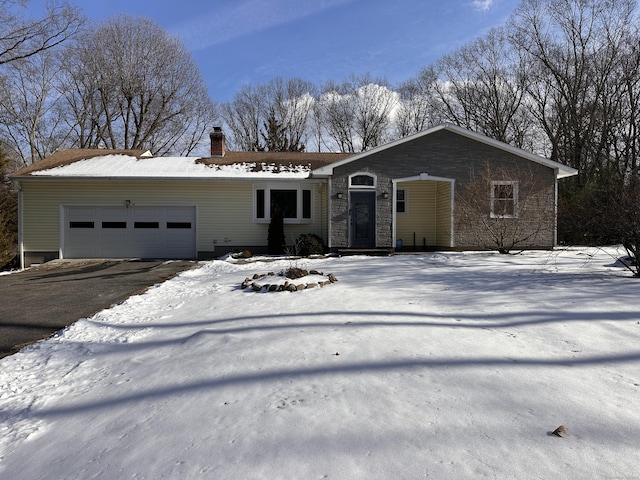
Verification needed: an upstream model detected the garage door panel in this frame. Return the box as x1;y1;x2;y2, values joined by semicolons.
166;227;195;257
98;206;130;257
63;205;196;259
66;224;100;257
100;225;130;257
65;207;100;257
131;219;163;258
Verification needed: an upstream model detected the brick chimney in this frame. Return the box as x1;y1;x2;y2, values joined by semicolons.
210;127;225;157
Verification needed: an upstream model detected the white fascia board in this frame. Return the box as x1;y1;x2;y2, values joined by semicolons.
392;173;455;184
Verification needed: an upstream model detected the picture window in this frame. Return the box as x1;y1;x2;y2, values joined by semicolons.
255;186;312;223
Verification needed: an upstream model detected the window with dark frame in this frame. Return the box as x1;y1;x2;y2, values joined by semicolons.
396;189;406;213
255;187;312;221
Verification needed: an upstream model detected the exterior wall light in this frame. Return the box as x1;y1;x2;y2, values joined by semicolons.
337;192;343;199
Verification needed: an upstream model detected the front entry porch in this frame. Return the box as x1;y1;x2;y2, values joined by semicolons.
393;174;454;251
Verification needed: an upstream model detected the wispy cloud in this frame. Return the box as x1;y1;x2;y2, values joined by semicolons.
171;0;355;52
471;0;494;12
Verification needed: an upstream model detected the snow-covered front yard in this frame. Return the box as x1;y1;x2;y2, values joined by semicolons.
1;248;639;479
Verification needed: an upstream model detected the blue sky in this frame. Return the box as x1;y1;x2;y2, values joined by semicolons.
27;0;520;102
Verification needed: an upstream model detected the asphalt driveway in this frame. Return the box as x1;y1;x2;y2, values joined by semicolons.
0;259;198;358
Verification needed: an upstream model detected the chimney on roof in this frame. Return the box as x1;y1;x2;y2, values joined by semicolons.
210;127;225;157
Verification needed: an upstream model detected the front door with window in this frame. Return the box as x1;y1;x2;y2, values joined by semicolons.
350;191;376;247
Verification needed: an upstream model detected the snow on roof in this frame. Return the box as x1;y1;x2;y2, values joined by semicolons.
28;154;316;179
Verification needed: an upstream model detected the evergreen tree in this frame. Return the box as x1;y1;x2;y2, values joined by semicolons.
267;203;286;254
261;108;305;152
0;143;18;269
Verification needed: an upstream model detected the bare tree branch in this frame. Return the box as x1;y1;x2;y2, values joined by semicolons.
0;0;83;66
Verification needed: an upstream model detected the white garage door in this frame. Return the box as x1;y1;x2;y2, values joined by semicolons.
63;205;197;259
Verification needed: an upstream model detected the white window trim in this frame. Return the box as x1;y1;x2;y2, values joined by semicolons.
349;172;377;189
490;180;518;218
253;184;313;224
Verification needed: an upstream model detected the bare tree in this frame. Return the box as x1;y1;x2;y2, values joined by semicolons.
222;83;266;151
0;1;82;165
608;36;640;181
0;50;71;165
316;80;356;152
61;15;216;155
394;67;443;138
223;77;315;152
264;77;315;151
432;28;534;148
455;163;556;253
0;0;83;66
598;177;640;277
352;76;397;150
507;0;637;180
308;95;327;152
317;74;396;152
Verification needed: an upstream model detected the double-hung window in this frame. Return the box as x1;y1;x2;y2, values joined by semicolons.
396;189;407;214
255;185;312;223
491;181;518;218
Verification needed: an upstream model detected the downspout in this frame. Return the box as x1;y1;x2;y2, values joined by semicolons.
450;180;455;248
554;170;559;247
391;179;397;251
318;182;325;243
16;181;24;270
327;177;333;249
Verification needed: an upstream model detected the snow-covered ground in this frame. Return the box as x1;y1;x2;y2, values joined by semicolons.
1;247;639;479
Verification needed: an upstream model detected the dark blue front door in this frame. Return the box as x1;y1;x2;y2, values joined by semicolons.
350;191;376;247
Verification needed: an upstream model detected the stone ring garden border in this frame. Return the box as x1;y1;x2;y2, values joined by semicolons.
240;268;338;292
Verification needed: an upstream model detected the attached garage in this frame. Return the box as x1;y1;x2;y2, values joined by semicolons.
62;205;196;259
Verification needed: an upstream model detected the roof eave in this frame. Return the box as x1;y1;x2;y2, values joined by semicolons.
9;174;318;182
557;167;579;179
